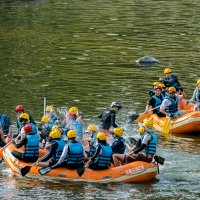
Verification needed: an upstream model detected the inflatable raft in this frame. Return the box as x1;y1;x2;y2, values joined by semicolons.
1;144;158;183
142;99;200;135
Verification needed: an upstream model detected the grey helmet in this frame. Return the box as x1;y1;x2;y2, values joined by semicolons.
110;101;122;110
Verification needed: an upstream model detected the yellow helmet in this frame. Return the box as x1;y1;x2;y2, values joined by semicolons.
153;81;160;86
164;68;172;74
67;130;76;138
197;79;200;85
138;127;145;135
143;119;153;129
168;86;176;93
49;129;61;139
87;125;98;132
19;113;29;120
159;83;165;88
96;132;106;141
41;116;50;123
52;125;59;131
113;127;123;137
68;107;78;115
46;105;54;112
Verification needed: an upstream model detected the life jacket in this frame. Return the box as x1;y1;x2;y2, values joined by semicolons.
24;133;39;158
141;132;157;156
112;137;126;154
67;141;83;165
0;114;11;135
51;139;66;163
164;95;178;114
152;95;163;114
20;122;37;134
163;74;180;88
194;90;200;103
94;144;112;167
89;137;97;157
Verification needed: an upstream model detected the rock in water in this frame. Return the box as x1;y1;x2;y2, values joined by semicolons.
136;56;160;66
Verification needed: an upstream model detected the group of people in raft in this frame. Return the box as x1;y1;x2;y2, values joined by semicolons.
0;67;199;172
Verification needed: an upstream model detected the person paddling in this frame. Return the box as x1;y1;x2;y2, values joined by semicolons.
187;79;200;111
53;130;87;169
37;129;66;168
87;132;112;170
160;87;184;118
113;120;157;167
11;124;39;162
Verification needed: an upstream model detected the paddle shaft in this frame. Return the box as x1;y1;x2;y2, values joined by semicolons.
44;96;46;116
141;105;161;115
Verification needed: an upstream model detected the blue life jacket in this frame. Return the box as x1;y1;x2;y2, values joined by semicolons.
20;123;37;135
24;133;39;158
163;74;180;88
94;144;112;167
152;95;163;114
51;139;66;163
89;137;97;157
0;114;11;135
164;95;178;114
67;141;83;165
112;137;126;154
194;90;200;103
142;132;157;156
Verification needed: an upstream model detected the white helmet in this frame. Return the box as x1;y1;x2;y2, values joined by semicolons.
110;101;122;110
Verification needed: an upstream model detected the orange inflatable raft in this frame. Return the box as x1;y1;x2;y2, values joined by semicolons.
1;144;158;183
142;99;200;135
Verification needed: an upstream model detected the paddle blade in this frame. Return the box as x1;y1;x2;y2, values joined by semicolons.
154;155;165;165
162;118;171;137
77;167;85;177
38;166;52;176
135;113;149;123
20;166;31;177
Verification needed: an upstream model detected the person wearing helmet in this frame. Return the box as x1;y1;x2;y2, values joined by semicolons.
37;129;66;167
148;81;161;98
17;113;38;137
86;132;112;170
98;101;122;131
45;105;61;128
113;121;157;167
62;107;83;141
145;86;165;117
160;67;181;90
15;105;36;132
111;127;126;154
11;124;39;162
53;130;87;169
86;125;98;157
38;116;52;149
187;80;200;111
160;86;184;118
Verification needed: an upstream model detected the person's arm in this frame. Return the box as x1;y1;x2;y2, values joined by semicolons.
82;144;88;158
189;88;197;103
55;144;68;165
0;128;6;144
160;99;171;116
98;112;103;119
13;137;27;148
90;145;101;161
111;112;118;128
40;141;58;162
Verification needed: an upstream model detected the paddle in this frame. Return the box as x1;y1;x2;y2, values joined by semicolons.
123;132;137;145
77;161;90;177
20;154;47;177
38;166;53;176
161;117;171;138
154;155;165;165
135;106;161;123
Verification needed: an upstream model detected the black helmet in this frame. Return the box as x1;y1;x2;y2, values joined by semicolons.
110;101;122;110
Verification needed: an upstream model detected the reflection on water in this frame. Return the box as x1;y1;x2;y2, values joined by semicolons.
0;0;200;199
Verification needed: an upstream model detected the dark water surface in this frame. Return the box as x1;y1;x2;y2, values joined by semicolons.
0;0;200;199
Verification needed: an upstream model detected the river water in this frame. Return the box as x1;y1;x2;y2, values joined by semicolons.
0;0;200;199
